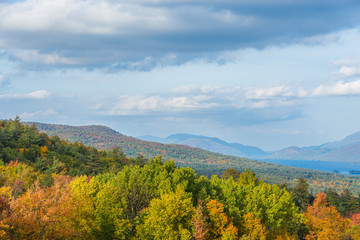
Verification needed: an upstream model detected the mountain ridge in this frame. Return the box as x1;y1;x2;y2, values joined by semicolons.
265;132;360;163
138;133;268;157
140;131;360;163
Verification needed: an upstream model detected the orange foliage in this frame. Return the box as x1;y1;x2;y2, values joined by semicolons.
304;192;351;240
193;200;209;240
206;199;238;239
352;213;360;225
349;213;360;239
3;176;79;239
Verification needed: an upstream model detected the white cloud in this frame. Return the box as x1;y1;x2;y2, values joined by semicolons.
20;109;57;119
245;86;308;100
0;0;172;35
312;80;360;97
171;85;220;94
97;79;360;116
0;90;51;100
26;90;51;99
98;85;305;116
103;93;220;115
334;57;360;77
12;50;76;65
339;66;360;77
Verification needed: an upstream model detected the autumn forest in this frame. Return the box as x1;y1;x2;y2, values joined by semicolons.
0;118;360;239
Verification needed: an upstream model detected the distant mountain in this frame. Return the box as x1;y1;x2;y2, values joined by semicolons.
140;131;360;163
139;134;267;157
263;132;360;163
26;121;360;194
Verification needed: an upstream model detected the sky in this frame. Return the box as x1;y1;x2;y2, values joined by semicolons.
1;0;360;151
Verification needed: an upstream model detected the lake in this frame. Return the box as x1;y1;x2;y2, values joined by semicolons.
256;159;360;175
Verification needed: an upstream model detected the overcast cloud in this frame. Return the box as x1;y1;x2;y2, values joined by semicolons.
1;0;360;70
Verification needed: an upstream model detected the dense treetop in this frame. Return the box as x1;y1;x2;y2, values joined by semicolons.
0;118;360;239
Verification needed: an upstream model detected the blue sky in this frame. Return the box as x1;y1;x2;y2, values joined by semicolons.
1;0;360;150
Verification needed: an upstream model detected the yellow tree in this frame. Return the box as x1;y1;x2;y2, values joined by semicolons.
137;188;195;240
0;196;10;239
240;212;267;240
69;175;100;239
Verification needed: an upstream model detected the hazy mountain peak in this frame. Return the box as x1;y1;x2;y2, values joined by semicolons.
139;133;266;157
266;132;360;163
342;131;360;144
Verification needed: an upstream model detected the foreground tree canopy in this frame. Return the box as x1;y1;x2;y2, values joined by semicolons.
0;118;360;239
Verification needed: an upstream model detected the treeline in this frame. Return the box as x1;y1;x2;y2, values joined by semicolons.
0;158;360;239
223;168;360;219
1;118;360;239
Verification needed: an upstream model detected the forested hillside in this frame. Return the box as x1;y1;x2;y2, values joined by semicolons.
30;122;360;194
0;118;146;177
1;119;360;239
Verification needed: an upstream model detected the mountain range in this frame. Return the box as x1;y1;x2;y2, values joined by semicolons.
264;132;360;162
139;134;267;157
140;132;360;163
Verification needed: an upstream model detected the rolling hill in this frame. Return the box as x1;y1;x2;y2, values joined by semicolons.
27;122;360;194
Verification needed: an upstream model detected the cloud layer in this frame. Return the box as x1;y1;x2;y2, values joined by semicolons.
1;0;360;70
97;78;360;113
0;90;51;100
83;78;359;127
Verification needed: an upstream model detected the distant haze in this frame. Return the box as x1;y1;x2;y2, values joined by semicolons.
140;131;360;163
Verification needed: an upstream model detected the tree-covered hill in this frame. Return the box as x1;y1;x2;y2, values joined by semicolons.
28;121;360;194
0;118;145;177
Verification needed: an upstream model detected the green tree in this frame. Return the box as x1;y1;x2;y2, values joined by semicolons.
137;188;195;240
338;188;360;217
70;175;100;239
221;168;240;182
291;177;314;211
94;174;132;239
